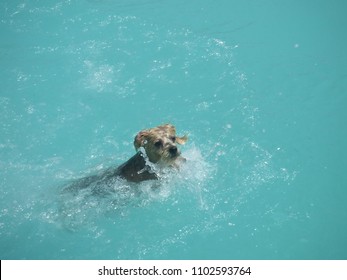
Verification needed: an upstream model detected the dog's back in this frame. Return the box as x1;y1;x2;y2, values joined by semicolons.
63;152;157;194
114;152;158;182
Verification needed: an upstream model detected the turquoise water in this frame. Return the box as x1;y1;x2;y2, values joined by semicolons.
1;0;347;260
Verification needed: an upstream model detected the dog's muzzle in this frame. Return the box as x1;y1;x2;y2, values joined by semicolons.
169;146;178;157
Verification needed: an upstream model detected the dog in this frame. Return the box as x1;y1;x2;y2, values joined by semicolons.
64;124;187;193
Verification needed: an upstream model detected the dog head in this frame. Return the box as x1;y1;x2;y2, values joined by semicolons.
134;124;188;165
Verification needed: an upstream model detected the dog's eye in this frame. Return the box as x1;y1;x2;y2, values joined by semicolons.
154;140;163;148
170;136;176;142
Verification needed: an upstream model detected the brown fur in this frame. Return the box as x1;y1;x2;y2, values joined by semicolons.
117;124;187;181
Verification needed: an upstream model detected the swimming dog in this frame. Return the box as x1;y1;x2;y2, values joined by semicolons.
64;124;187;193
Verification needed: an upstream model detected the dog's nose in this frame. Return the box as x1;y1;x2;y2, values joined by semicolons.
169;146;178;156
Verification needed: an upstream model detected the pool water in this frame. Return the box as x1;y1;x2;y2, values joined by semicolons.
1;0;346;260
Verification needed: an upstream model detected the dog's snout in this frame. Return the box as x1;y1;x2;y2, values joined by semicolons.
169;146;178;156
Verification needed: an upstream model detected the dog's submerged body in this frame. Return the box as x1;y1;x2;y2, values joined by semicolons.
64;124;187;193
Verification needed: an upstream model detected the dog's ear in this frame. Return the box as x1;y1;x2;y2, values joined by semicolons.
176;135;188;145
134;131;149;150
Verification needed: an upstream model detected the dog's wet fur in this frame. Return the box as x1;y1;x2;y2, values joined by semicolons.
63;124;187;193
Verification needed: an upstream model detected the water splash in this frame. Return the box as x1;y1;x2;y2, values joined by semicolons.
53;146;213;232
